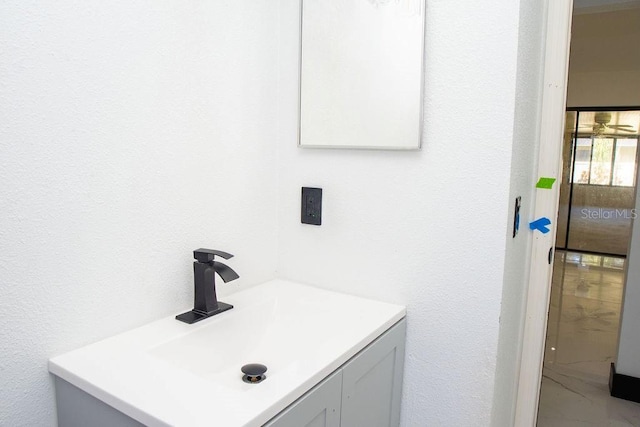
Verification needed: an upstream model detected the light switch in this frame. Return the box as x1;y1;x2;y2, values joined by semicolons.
301;187;322;225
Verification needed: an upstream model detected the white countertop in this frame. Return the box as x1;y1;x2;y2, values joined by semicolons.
49;279;406;427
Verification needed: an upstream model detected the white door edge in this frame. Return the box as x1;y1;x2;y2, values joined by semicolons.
513;1;574;425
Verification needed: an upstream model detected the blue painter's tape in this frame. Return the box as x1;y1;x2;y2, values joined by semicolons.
529;217;551;234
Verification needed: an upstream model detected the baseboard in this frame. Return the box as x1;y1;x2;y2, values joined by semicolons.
609;363;640;404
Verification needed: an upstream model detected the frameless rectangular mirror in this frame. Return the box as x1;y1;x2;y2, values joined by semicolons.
299;0;426;150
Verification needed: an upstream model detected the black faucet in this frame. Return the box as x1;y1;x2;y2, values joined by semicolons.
176;248;239;324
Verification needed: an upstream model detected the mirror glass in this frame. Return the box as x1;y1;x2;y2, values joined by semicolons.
299;0;426;150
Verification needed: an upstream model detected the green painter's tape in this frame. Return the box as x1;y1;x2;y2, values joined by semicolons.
536;177;556;189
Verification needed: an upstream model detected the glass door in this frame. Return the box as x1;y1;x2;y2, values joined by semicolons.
556;109;640;256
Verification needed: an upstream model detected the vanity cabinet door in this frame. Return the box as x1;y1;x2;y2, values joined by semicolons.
264;370;342;427
340;320;406;427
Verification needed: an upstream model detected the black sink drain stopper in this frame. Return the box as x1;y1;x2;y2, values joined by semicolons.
241;363;267;384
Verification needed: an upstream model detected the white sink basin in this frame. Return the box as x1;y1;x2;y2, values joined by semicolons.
149;293;342;390
49;280;405;427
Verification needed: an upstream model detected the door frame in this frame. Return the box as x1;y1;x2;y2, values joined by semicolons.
513;0;574;425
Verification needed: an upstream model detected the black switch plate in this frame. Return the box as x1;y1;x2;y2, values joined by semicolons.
301;187;322;225
513;196;521;238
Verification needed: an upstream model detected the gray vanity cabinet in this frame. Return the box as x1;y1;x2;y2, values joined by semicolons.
265;370;343;427
53;318;405;427
265;319;406;427
340;319;405;427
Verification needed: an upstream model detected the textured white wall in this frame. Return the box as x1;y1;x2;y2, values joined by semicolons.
1;0;547;425
0;1;278;425
277;1;523;425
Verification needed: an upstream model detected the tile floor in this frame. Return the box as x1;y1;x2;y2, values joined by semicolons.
537;251;640;426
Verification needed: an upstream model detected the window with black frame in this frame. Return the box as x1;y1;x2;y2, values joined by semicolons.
557;109;640;256
571;136;639;187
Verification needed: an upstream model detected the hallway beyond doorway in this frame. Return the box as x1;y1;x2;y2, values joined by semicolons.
537;251;640;426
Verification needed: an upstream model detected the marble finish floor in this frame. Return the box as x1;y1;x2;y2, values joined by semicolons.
537;251;640;426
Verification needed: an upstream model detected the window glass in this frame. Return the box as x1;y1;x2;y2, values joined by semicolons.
570;136;638;187
572;138;592;184
612;138;638;186
589;137;614;185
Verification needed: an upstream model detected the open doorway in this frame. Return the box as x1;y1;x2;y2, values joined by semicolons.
537;109;640;425
514;2;640;425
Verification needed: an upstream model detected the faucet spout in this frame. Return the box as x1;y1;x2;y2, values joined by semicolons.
212;261;240;283
176;248;239;324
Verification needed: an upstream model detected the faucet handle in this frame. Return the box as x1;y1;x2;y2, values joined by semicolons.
193;248;234;263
